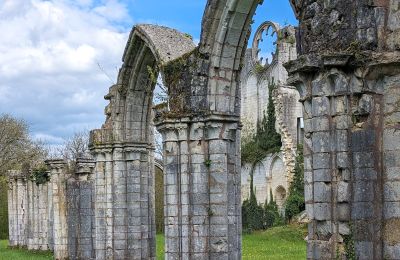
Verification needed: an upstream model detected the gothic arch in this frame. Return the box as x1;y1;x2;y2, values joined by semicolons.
198;1;397;259
89;24;195;259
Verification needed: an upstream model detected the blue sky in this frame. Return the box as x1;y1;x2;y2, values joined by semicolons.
127;0;297;41
0;0;296;147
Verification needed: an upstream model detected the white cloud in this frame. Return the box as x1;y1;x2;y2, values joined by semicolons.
0;0;131;145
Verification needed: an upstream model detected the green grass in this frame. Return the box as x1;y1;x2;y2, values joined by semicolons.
242;225;307;260
156;224;306;259
1;225;306;260
0;240;53;260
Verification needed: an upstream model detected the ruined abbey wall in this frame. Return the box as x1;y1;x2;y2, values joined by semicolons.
7;159;96;259
6;1;400;260
240;22;303;208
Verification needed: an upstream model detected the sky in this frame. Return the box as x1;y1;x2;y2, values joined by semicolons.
0;0;297;147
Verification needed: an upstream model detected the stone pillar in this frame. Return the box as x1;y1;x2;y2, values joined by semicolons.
16;172;28;247
381;61;400;259
92;147;114;259
46;159;68;260
157;116;241;259
7;170;28;248
27;176;35;249
67;158;96;260
287;50;400;259
38;182;49;250
7;171;17;247
91;129;156;260
125;145;156;260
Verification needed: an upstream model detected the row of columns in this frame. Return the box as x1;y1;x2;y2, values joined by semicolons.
7;158;96;260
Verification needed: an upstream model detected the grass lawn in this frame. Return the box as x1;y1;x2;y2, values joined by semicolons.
1;225;306;260
0;240;53;260
156;224;306;259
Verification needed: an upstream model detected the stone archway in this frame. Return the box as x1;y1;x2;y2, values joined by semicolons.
89;24;195;259
88;1;400;259
196;0;400;259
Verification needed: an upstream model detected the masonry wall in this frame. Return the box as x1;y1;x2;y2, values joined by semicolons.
7;159;97;260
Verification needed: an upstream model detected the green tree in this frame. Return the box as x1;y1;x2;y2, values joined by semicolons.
285;144;305;221
241;82;282;165
264;189;283;228
242;170;264;232
257;82;282;152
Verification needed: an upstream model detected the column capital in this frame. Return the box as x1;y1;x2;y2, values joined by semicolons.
75;158;95;180
45;159;67;173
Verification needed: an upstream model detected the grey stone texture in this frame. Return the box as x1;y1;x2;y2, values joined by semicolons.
89;24;195;259
239;22;302;209
7;1;400;259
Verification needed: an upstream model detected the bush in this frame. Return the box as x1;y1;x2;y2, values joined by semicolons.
264;190;284;228
30;165;50;185
242;175;264;231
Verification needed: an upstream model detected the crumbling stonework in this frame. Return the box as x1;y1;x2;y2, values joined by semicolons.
7;1;400;260
67;158;96;259
89;24;196;259
7;170;27;248
7;159;97;260
240;21;303;208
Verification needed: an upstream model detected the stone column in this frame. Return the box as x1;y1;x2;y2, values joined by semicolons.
46;159;68;260
7;171;16;247
125;145;156;260
7;170;28;248
67;158;96;260
38;182;49;250
16;171;28;247
27;176;34;249
90;129;157;260
287;52;400;259
157;116;241;259
92;148;107;259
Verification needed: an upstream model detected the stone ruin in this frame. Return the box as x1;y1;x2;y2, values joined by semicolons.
7;159;95;259
240;21;303;210
7;0;400;259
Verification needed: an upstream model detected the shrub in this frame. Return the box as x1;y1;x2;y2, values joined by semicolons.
264;190;284;228
285;144;305;221
242;173;264;231
30;165;50;185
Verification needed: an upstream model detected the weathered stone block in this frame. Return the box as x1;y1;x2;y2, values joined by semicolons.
312;97;330;116
355;241;374;260
353;152;375;168
313;153;331;169
312;132;331;152
354;168;377;181
384;181;400;202
314;182;331;203
312;116;330;132
314;169;331;182
354;181;375;202
351;202;374;220
337;181;350;203
314;203;331;221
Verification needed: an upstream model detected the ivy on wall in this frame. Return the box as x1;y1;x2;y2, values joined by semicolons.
30;165;50;186
241;82;282;165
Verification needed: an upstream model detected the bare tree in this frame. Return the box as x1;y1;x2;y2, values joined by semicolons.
58;130;91;162
0;114;47;181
